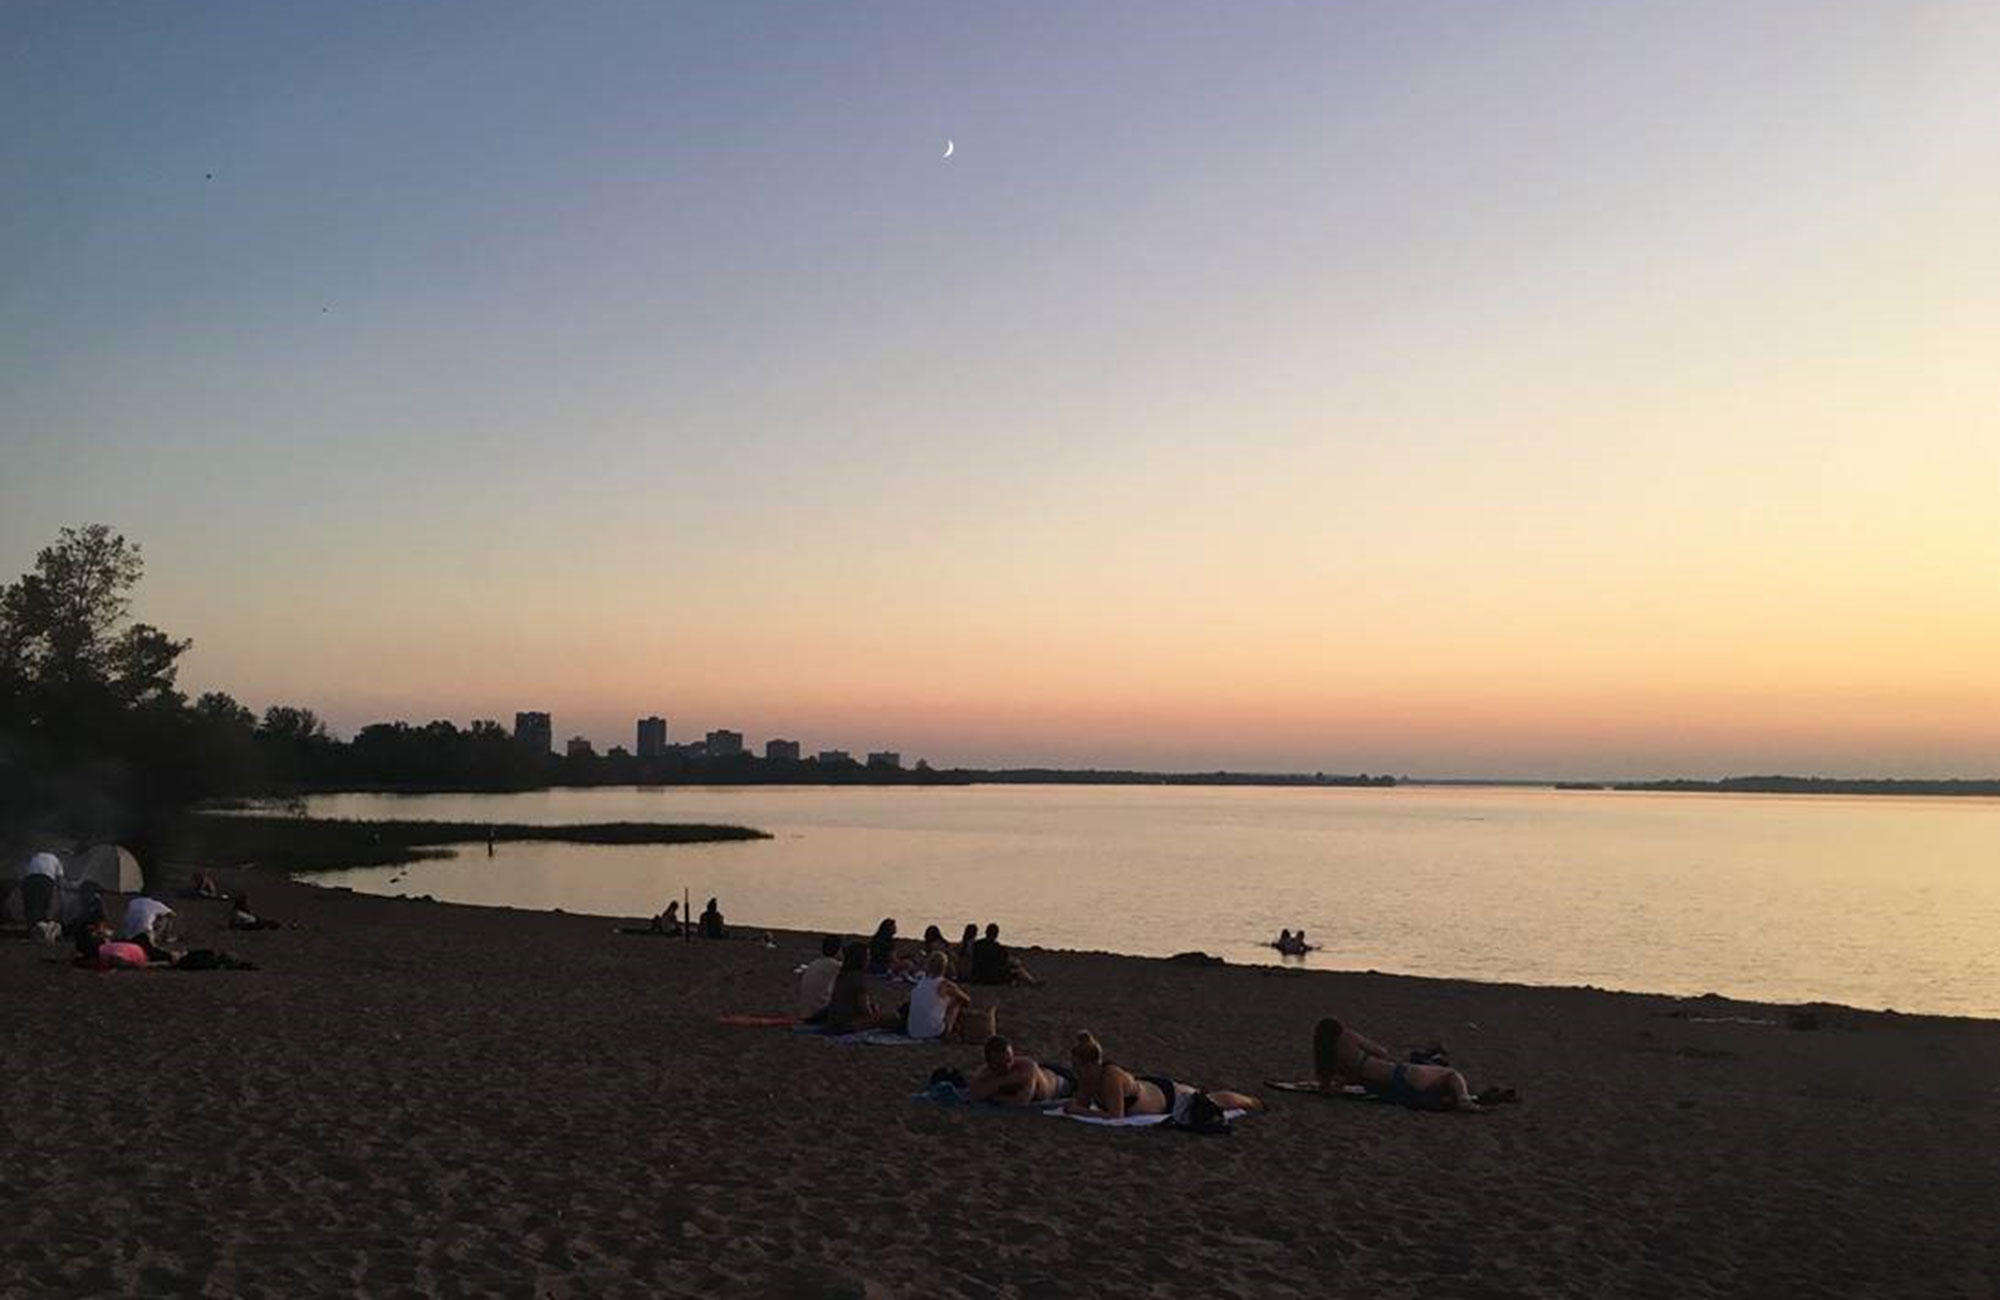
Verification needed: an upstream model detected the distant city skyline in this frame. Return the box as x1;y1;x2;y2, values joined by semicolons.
5;3;1996;780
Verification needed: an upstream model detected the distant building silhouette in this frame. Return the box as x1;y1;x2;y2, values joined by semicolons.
514;711;552;753
867;751;902;770
607;745;631;760
566;735;596;759
637;716;668;757
765;738;801;762
705;729;744;757
817;749;855;765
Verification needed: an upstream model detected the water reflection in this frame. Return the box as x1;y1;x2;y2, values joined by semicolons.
303;785;2000;1017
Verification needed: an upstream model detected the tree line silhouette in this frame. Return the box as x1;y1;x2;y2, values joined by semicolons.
2;524;1403;862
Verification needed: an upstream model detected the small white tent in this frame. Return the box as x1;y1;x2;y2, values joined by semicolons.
5;848;131;926
69;845;144;893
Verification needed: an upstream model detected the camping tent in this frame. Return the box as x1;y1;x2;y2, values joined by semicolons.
2;846;139;926
69;844;144;893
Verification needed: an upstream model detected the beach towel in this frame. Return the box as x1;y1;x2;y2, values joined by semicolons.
913;1083;1067;1111
1050;1106;1249;1127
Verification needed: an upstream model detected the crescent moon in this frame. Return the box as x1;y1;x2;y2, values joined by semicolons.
943;139;954;159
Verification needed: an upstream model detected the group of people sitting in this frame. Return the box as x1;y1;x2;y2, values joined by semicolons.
648;897;728;938
791;918;1042;1041
873;918;1041;987
797;938;970;1038
70;883;276;970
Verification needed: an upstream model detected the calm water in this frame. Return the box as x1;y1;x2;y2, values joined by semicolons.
302;784;2000;1018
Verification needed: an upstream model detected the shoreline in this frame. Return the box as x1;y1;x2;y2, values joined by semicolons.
301;868;2000;1026
8;869;1997;1297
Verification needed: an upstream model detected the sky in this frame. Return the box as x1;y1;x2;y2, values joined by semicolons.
3;1;1997;778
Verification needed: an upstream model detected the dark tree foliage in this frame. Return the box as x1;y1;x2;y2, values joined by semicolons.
0;526;198;860
336;718;546;789
4;526;1404;879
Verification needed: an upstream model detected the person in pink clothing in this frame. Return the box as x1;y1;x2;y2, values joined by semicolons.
73;920;154;970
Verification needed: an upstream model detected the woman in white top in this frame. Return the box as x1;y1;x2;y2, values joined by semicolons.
120;895;177;962
905;950;972;1041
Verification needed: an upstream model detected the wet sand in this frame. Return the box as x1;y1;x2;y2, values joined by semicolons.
4;871;1996;1298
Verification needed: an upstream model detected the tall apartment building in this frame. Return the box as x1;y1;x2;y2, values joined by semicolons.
705;729;744;757
816;749;854;765
866;751;902;770
636;716;668;758
513;711;552;753
764;738;801;762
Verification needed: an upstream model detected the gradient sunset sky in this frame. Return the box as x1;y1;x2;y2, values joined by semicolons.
4;2;1996;778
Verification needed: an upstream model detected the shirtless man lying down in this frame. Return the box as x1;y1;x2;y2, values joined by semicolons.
966;1035;1076;1105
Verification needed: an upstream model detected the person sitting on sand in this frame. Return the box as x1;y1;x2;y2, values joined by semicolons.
970;923;1040;987
651;900;682;935
917;924;958;976
228;893;284;931
1062;1031;1263;1119
798;935;844;1022
1312;1017;1480;1111
967;1034;1077;1105
905;951;973;1041
698;897;726;939
866;918;907;976
957;923;979;978
191;869;227;900
120;893;179;964
822;942;904;1034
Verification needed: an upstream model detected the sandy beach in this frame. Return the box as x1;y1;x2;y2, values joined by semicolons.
5;872;1997;1299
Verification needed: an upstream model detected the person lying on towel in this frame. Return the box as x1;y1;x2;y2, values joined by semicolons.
74;920;154;970
1313;1017;1483;1111
1061;1031;1262;1119
967;1035;1077;1105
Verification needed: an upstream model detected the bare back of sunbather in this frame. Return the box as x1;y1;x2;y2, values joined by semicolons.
1314;1017;1476;1110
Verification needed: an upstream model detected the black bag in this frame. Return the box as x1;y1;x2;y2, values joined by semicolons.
177;949;259;971
1177;1091;1232;1135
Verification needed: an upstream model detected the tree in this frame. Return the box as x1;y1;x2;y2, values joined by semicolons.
0;525;184;699
258;705;330;744
194;691;257;731
0;525;196;858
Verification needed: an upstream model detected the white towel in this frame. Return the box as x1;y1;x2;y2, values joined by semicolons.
1050;1107;1248;1127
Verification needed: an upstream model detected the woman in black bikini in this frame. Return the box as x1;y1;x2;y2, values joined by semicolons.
1061;1031;1262;1118
1313;1017;1478;1110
